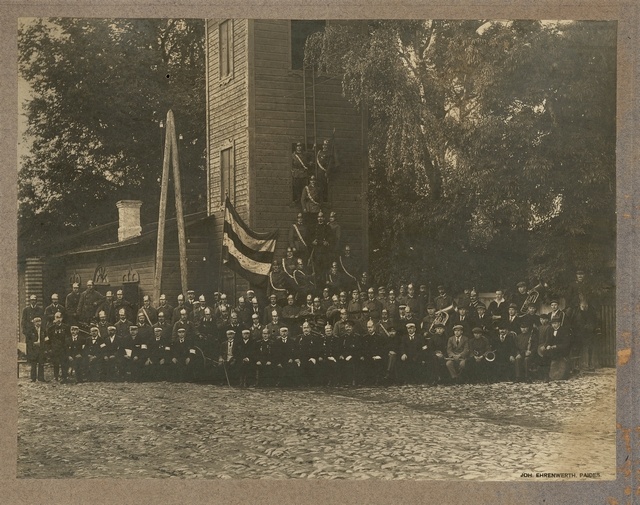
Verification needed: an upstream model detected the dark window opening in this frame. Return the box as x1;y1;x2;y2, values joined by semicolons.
219;20;233;79
291;20;326;70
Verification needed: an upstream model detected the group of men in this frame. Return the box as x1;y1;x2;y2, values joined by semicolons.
21;268;600;387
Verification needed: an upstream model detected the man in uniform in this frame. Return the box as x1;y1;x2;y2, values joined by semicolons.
288;212;310;262
139;295;158;325
113;289;133;323
291;142;312;202
22;294;43;342
327;211;342;259
296;322;318;386
512;281;529;314
95;291;116;324
26;316;47;382
172;294;189;324
236;328;256;387
157;294;174;324
254;327;275;387
44;294;66;327
172;328;195;382
268;261;291;306
67;325;86;383
76;280;104;325
310;211;331;279
65;282;81;326
434;285;453;312
315;138;335;201
173;308;196;342
364;287;383;323
399;322;422;384
46;311;70;382
102;325;122;381
300;175;322;227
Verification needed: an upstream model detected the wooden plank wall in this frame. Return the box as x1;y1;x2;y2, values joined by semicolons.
251;20;368;265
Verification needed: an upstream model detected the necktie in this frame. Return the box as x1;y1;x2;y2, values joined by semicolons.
456;337;460;346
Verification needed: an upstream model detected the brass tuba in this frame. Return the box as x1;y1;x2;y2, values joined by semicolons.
429;304;456;334
520;281;548;314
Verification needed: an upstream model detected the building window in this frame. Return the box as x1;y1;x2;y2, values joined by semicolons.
291;20;326;70
219;20;233;80
220;145;234;204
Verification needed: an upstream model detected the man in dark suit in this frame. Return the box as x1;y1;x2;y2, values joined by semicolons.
445;324;470;383
539;315;572;381
399;322;423;384
65;283;81;326
255;327;275;387
121;325;150;382
26;316;46;382
296;322;318;386
217;329;239;385
83;326;104;382
236;328;256;387
44;293;67;328
171;327;195;382
22;294;43;343
67;325;86;383
102;325;122;381
46;311;70;382
492;324;517;382
273;327;299;387
77;280;105;324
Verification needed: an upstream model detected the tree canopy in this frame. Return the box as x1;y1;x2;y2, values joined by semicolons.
18;18;206;256
306;20;616;298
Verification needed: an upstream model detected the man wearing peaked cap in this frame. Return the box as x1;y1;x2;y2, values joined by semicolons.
399;321;423;384
45;293;67;327
113;289;133;323
22;294;43;340
65;282;81;326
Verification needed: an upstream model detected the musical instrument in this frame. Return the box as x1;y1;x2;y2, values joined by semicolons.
473;349;496;362
429;304;456;333
520;281;548;314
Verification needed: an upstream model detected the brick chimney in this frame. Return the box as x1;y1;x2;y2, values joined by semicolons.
116;200;142;242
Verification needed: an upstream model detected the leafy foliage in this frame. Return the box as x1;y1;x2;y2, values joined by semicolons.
306;20;616;296
19;18;206;255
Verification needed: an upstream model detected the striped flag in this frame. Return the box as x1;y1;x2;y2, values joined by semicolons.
222;197;278;287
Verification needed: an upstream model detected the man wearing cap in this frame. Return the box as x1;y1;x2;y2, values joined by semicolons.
565;269;595;318
420;303;438;333
316;323;340;386
512;320;539;382
171;328;195;382
505;303;521;333
492;324;517;382
358;320;384;385
327;211;342;258
488;289;509;327
102;325;122;381
196;307;218;347
426;322;449;385
266;264;289;312
148;326;171;382
47;311;70;382
139;295;158;325
157;294;174;325
448;305;474;337
45;294;67;327
445;324;470;383
288;212;310;262
65;282;81;326
262;295;280;325
184;290;197;313
254;327;275;387
466;327;492;384
291;141;312;202
67;325;86;383
380;325;400;383
136;311;155;343
512;281;529;314
382;289;400;322
338;245;360;293
95;291;116;324
434;285;453;312
405;284;422;319
273;326;298;387
83;326;104;382
26;315;47;382
475;303;494;338
520;303;540;331
364;287;382;323
301;174;322;227
22;294;43;342
399;322;423;384
316;138;335;201
153;311;173;343
172;294;189;324
121;325;149;382
217;329;239;385
340;320;360;386
295;322;319;386
77;280;105;324
546;300;566;327
309;211;331;279
113;289;133;323
173;308;196;342
539;315;572;381
235;328;256;387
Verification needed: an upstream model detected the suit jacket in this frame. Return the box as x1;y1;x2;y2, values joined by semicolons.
400;333;423;361
46;322;70;353
26;324;46;361
446;335;470;359
273;337;298;365
236;337;256;363
67;334;86;359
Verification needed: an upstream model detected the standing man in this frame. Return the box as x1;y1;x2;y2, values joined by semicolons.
327;211;342;260
44;294;66;328
157;294;174;325
301;175;322;228
77;280;105;324
22;294;43;342
65;282;81;326
95;291;116;324
310;211;331;279
316;138;335;201
46;311;70;382
26;316;46;382
289;212;310;262
291;142;312;202
139;295;158;325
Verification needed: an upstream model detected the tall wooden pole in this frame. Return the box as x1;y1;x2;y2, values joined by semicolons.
303;62;308;148
154;109;189;301
168;110;189;295
312;67;317;179
153;116;172;303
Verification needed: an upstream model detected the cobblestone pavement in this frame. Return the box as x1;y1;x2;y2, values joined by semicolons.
18;369;616;480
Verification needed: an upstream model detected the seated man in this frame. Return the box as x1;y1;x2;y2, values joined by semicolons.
82;326;104;382
255;327;275;387
512;320;539;382
273;326;299;387
217;329;239;386
466;327;492;384
491;324;517;382
102;325;122;381
67;325;86;383
236;328;256;387
539;315;572;381
427;322;449;385
399;322;423;384
445;324;469;383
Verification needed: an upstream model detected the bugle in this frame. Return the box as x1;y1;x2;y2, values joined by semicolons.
473;349;496;362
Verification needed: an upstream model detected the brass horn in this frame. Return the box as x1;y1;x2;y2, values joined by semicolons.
520;281;548;314
429;304;456;333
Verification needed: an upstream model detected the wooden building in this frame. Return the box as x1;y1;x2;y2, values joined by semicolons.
205;19;369;294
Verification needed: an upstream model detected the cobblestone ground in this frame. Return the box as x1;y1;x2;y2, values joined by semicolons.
18;369;616;480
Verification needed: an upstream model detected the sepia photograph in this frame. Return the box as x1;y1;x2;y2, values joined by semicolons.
14;15;621;488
